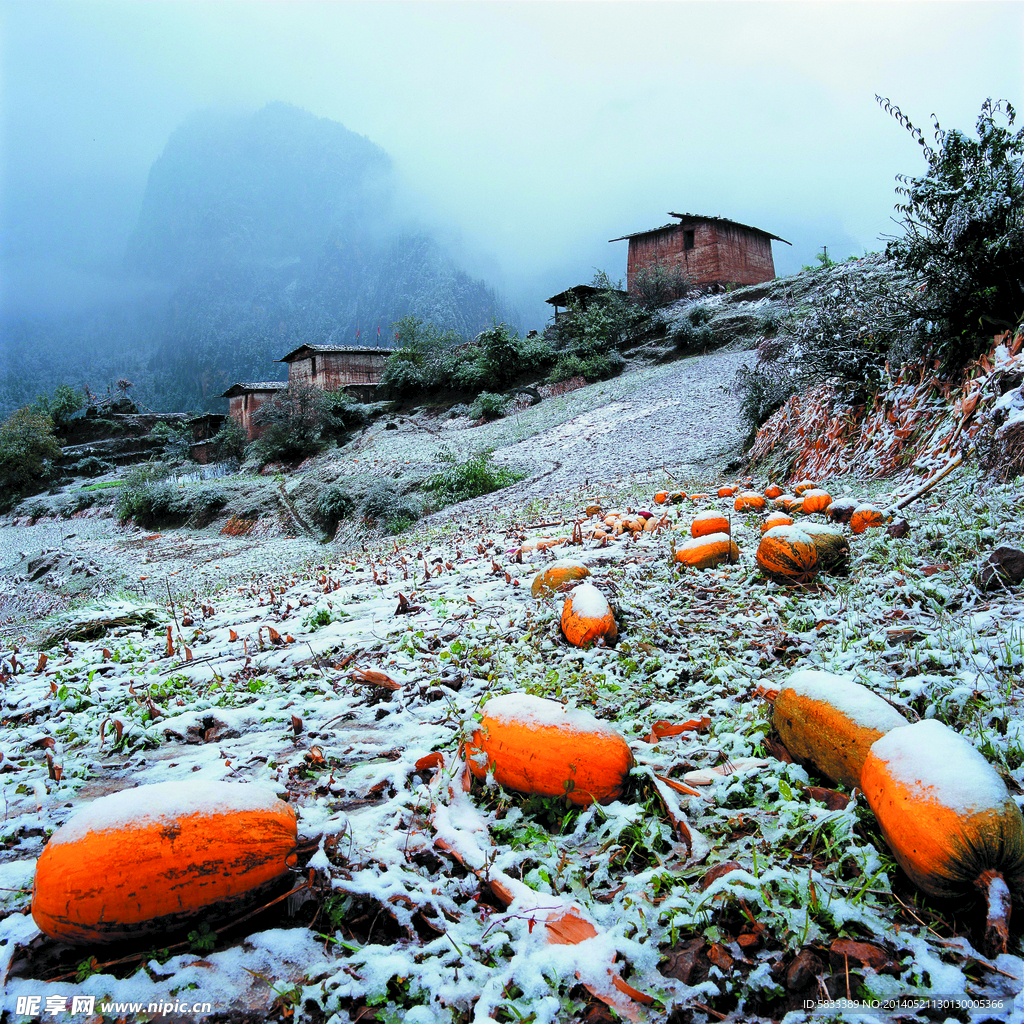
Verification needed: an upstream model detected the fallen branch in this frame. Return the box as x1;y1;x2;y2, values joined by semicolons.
894;451;963;510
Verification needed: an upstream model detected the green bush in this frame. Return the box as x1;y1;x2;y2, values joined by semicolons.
249;384;360;463
151;421;193;460
470;392;510;421
879;96;1024;368
312;485;355;539
209;418;248;462
632;261;691;308
425;450;523;507
33;384;86;430
362;484;420;535
0;408;62;510
673;319;714;352
72;456;110;478
687;304;713;326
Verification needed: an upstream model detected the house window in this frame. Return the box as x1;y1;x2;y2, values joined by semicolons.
683;229;695;251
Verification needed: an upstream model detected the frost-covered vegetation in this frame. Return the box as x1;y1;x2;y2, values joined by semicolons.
737;97;1024;434
2;461;1022;1022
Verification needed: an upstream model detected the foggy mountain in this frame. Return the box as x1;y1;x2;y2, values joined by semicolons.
1;103;517;414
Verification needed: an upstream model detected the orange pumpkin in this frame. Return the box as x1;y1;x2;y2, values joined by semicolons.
691;511;730;538
32;781;297;944
756;525;818;583
771;494;800;512
799;523;851;572
850;504;887;534
561;583;617;646
764;484;783;500
773;670;908;790
793;479;819;496
718;486;737;498
762;511;794;533
653;492;669;504
734;491;767;512
466;693;634;805
800;489;832;514
531;559;591;598
862;720;1024;955
675;532;739;569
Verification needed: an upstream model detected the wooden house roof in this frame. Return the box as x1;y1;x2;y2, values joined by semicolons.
609;212;791;245
545;284;630;306
278;343;395;363
220;381;287;398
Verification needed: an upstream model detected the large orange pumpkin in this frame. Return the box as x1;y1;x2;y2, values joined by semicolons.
862;720;1024;955
764;484;783;500
691;511;730;538
531;559;591;598
800;489;832;514
756;525;818;583
734;491;767;512
799;523;851;572
561;583;617;646
762;511;794;533
850;504;887;534
674;533;739;569
718;486;737;498
466;693;634;805
32;781;297;944
773;670;908;790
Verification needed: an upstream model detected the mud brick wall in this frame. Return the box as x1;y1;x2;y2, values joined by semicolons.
229;393;277;440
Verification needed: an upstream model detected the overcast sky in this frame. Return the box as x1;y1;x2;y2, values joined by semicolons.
1;1;1021;326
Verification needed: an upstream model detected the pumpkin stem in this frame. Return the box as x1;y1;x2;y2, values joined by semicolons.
977;868;1012;957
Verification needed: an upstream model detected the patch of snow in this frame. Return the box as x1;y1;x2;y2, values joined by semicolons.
50;779;290;846
869;719;1011;815
782;669;909;733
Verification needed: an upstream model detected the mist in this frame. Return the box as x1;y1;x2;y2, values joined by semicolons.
1;1;1021;349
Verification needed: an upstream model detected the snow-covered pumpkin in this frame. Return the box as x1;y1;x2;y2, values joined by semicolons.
825;497;858;524
466;693;634;805
764;484;783;500
691;511;730;538
531;560;591;598
801;489;832;514
799;523;851;572
793;479;819;496
762;511;794;533
653;492;669;504
32;781;297;944
861;720;1024;955
773;670;908;790
561;583;617;646
674;533;739;569
756;525;818;583
718;486;737;498
850;504;887;534
771;494;800;513
734;491;767;512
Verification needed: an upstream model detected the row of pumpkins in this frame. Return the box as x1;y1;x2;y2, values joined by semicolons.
32;675;1020;958
26;480;923;954
545;479;890;648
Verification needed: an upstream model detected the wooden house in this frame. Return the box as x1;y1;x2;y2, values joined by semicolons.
610;213;790;293
278;344;392;401
221;382;286;440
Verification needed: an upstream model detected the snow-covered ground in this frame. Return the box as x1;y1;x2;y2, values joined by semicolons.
2;353;1023;1023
